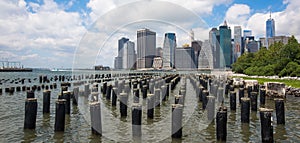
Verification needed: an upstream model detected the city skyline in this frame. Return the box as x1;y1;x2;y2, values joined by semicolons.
1;0;299;68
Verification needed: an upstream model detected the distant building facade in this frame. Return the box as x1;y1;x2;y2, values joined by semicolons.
122;41;136;69
209;28;220;68
162;33;176;69
156;47;163;57
198;40;212;69
137;28;156;69
260;36;290;48
234;26;242;63
114;37;129;69
191;40;202;69
175;47;196;70
219;21;232;68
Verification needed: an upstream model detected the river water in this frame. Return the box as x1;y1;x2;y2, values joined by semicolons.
0;70;299;142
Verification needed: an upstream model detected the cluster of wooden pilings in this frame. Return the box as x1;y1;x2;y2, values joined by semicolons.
18;72;287;141
189;75;285;142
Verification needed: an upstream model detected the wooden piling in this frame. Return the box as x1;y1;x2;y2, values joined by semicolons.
259;108;273;142
119;92;128;117
90;101;102;135
172;104;183;138
24;98;37;129
230;91;236;111
216;106;227;141
147;94;154;119
241;97;250;123
132;103;142;137
55;99;66;132
274;98;285;125
43;90;51;114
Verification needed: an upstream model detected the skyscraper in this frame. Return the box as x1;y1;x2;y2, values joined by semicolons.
266;12;275;48
219;21;232;68
137;28;156;69
266;13;275;38
209;28;220;68
234;26;242;63
114;37;129;69
122;41;136;70
163;33;176;69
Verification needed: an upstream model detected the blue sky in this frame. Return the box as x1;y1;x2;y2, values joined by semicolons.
0;0;299;68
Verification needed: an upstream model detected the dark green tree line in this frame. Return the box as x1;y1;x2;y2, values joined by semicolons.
232;36;300;77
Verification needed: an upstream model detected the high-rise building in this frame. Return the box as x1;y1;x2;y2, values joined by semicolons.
209;28;220;69
114;37;129;69
219;21;232;68
234;26;242;63
162;33;176;69
118;37;129;57
198;40;211;69
137;28;156;69
175;47;196;70
191;40;202;69
266;13;275;38
266;12;275;48
122;41;136;70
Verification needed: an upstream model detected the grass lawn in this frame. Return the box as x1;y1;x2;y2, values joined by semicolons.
233;76;300;88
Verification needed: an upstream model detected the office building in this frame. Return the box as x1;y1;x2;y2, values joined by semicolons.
175;47;196;70
114;37;129;69
209;28;220;68
198;40;212;69
162;33;176;68
259;36;290;47
137;28;156;69
234;26;242;63
191;40;202;69
219;21;232;68
122;41;136;69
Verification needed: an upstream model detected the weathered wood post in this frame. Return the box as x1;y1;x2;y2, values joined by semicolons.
259;108;273;142
55;99;66;131
132;103;142;137
274;98;285;125
241;97;250;123
90;101;102;135
172;104;183;138
24;98;38;129
119;92;128;117
43;90;51;114
147;94;154;119
216;106;227;141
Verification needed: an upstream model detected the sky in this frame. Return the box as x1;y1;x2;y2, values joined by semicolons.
0;0;299;68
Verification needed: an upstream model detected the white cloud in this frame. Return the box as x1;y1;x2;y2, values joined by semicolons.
224;4;250;27
0;0;86;68
223;1;300;41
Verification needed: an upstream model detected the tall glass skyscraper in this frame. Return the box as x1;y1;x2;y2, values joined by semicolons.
219;21;232;68
162;33;176;69
122;41;136;70
266;14;275;38
137;28;156;69
209;28;220;68
266;13;275;48
114;37;129;69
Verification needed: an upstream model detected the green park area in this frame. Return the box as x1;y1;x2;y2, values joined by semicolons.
232;36;300;77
